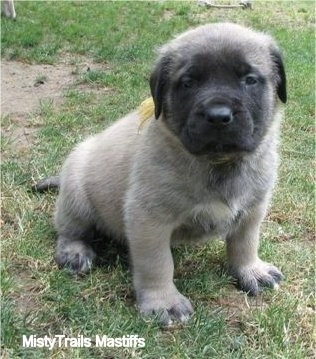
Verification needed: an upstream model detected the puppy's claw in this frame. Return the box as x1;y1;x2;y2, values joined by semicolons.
168;303;193;322
156;310;173;327
272;283;280;290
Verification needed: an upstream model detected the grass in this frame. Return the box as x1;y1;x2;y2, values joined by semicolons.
1;1;315;358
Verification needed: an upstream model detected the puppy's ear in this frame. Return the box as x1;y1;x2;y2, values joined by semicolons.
271;49;287;103
150;56;171;119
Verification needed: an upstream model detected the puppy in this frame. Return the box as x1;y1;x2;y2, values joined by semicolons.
39;23;286;325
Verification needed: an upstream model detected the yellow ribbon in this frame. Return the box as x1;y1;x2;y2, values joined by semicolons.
138;97;155;129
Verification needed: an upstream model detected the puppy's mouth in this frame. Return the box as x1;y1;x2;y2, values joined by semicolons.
181;127;257;156
204;139;256;153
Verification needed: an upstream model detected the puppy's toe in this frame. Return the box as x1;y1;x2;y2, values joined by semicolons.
268;268;284;284
55;240;96;274
167;299;193;324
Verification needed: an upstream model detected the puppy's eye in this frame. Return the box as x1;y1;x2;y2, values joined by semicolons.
243;75;258;86
181;77;194;89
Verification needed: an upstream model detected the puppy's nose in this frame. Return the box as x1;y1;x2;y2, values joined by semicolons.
205;105;233;126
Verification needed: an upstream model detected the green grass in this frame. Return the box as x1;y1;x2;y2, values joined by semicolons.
1;1;315;358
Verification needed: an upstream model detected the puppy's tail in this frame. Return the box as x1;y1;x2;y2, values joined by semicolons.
33;176;60;192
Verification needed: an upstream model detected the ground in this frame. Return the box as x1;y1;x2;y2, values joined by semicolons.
1;56;110;152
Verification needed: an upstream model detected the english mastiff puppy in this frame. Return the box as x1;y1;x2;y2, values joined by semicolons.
40;23;287;325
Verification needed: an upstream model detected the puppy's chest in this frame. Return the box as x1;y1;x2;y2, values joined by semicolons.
188;174;247;229
191;197;240;232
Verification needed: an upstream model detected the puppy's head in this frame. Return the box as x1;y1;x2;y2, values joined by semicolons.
150;23;286;156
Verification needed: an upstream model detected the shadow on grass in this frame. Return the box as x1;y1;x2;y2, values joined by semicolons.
90;233;130;270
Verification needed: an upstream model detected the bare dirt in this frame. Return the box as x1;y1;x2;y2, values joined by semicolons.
1;56;110;151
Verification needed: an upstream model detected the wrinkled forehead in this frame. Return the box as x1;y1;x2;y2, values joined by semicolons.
160;26;274;77
173;51;256;80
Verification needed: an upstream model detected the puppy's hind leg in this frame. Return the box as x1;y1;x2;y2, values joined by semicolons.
55;203;96;275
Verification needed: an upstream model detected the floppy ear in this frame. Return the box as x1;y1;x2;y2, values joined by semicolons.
271;50;287;103
150;56;171;119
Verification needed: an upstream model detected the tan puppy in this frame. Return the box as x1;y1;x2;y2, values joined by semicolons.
41;23;286;325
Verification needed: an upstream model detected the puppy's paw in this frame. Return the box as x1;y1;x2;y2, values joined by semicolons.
55;240;96;274
137;287;194;326
229;259;284;296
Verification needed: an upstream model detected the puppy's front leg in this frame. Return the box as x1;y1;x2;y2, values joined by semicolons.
125;207;193;325
226;203;284;295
